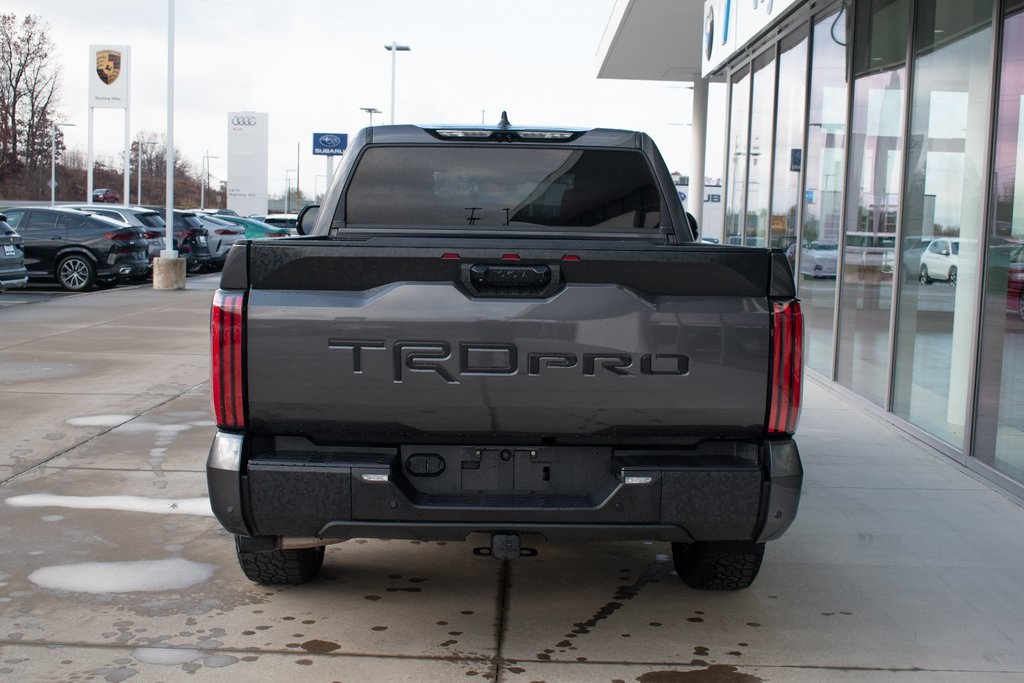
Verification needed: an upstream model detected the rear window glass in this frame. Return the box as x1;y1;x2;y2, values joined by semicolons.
58;213;97;229
137;213;165;228
344;146;662;230
177;215;204;228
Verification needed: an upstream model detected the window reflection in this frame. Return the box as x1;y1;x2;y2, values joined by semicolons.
837;68;905;406
893;0;992;449
976;5;1024;481
726;68;751;246
772;34;807;254
745;53;776;248
802;8;848;376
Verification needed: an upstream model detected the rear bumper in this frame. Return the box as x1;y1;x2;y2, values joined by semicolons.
98;258;151;279
207;433;802;546
0;270;28;291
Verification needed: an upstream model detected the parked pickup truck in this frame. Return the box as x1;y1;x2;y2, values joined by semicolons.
207;115;804;590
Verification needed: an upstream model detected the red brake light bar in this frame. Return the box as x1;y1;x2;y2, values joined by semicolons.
211;291;245;430
767;300;803;435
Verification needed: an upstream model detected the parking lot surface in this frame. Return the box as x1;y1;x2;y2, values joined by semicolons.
1;276;1023;682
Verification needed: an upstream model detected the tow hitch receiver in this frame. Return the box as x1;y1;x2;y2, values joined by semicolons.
474;533;537;560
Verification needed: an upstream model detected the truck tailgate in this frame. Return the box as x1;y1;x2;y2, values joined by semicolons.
240;239;774;443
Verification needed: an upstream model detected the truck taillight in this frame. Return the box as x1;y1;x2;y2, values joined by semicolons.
768;300;803;435
211;290;245;429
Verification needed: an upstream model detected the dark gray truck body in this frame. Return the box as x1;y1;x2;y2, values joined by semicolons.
208;122;803;589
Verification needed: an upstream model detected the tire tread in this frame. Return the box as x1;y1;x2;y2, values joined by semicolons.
235;540;325;585
671;541;765;591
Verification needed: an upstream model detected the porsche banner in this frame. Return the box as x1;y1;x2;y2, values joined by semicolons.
89;45;130;108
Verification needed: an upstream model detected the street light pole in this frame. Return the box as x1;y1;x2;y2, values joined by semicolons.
384;42;410;125
360;107;381;127
50;122;75;206
201;150;219;210
284;169;297;213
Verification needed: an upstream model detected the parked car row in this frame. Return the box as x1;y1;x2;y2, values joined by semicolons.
0;206;300;293
0;207;150;291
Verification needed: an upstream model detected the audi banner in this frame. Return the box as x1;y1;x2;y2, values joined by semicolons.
227;112;269;217
89;45;130;109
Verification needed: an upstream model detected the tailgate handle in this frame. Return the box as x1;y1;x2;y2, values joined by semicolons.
470;264;550;287
463;264;559;298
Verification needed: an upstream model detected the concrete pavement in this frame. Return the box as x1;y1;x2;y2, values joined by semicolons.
1;276;1023;682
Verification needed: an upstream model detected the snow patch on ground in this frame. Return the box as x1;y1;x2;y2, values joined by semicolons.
5;494;213;517
29;558;216;593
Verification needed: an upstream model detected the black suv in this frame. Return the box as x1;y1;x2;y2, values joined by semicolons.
143;208;214;273
1;207;150;291
0;214;28;292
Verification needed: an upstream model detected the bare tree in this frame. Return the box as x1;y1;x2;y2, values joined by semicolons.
0;13;61;179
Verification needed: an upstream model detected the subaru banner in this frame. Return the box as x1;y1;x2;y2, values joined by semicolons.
313;133;348;156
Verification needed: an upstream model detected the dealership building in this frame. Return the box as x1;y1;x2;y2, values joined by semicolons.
599;0;1024;501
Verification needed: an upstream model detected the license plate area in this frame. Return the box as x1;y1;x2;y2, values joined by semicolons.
399;445;613;499
3;245;15;256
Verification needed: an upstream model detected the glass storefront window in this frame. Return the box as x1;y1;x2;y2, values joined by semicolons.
745;52;777;247
854;0;909;75
892;0;992;450
802;7;848;376
976;3;1024;482
772;33;807;254
837;68;906;406
725;68;751;246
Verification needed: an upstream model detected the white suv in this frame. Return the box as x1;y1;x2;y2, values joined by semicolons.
919;237;959;285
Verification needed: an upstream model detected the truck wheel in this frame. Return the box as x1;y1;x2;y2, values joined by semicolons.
234;537;325;585
671;541;765;590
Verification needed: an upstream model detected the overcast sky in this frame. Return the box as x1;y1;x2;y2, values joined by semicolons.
10;0;704;199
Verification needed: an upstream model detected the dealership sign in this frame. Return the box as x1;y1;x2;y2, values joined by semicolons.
702;0;801;76
313;133;348;156
227;111;270;217
89;45;130;108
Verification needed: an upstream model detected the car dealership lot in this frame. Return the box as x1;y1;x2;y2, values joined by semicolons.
1;278;1023;681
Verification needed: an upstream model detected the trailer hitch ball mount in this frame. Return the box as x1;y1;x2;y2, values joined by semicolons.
473;533;537;560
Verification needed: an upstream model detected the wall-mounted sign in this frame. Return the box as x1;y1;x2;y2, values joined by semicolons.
702;0;801;76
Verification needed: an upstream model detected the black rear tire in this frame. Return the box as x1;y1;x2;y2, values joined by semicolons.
671;541;765;590
57;254;96;292
235;537;325;585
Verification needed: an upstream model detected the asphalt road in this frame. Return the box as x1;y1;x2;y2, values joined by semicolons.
0;283;91;308
1;276;1023;682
